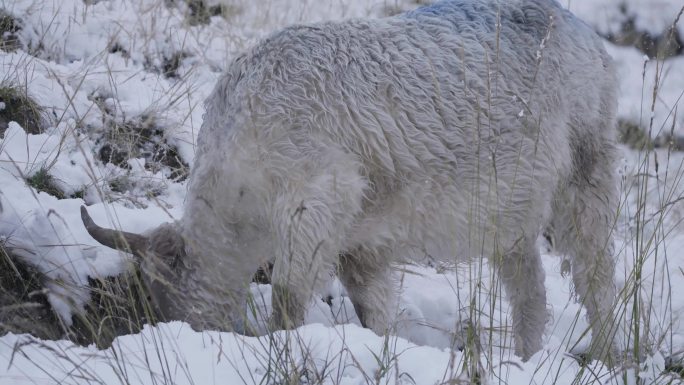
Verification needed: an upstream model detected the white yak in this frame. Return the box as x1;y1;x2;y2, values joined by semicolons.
82;0;619;361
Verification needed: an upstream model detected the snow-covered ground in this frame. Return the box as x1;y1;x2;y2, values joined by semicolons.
0;0;683;384
571;0;684;37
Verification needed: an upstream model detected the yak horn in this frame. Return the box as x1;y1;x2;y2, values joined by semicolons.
81;206;148;257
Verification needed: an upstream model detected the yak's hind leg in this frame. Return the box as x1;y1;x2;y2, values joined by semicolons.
551;137;618;363
493;237;548;361
338;248;396;334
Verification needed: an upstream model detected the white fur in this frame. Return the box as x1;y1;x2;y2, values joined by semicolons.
133;0;618;362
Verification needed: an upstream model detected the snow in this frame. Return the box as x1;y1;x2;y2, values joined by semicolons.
607;44;684;138
568;0;684;37
0;0;683;384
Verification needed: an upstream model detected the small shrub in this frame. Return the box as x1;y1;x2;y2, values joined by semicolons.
0;85;43;136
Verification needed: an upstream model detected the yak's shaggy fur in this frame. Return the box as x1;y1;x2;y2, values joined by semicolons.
86;0;619;361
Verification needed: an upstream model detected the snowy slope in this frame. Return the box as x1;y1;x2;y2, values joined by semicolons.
0;0;683;384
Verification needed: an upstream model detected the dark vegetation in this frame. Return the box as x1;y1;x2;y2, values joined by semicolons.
25;168;66;199
1;243;272;347
183;0;226;25
0;10;20;52
0;86;43;137
604;4;683;59
94;110;189;182
618;119;655;150
608;5;684;149
0;245;63;340
70;274;152;348
1;243;155;348
169;0;243;26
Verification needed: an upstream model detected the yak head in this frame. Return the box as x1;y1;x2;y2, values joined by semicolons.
80;206;270;332
80;206;198;325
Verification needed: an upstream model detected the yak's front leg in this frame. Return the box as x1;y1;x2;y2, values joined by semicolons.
338;248;395;333
269;164;365;330
269;200;337;329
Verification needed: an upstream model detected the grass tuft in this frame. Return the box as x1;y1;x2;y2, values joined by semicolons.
665;355;684;378
0;243;63;341
1;242;159;348
95;112;189;182
25;168;66;199
161;51;190;78
69;272;155;348
0;85;44;136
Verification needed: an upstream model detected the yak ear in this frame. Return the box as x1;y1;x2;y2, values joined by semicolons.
81;206;148;257
147;223;186;267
